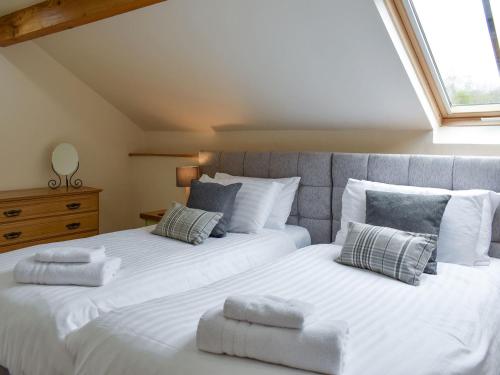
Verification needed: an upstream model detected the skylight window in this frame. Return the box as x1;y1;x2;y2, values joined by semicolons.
391;0;500;124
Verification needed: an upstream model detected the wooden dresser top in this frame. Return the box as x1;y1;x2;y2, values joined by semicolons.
0;187;102;203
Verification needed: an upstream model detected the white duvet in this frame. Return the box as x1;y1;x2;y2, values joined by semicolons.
0;226;301;375
68;244;500;375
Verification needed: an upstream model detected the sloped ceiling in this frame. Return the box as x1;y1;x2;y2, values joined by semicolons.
35;0;431;131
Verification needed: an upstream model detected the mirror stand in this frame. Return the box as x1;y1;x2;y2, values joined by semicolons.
48;162;83;190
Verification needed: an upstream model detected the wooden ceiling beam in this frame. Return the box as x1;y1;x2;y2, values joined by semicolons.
0;0;167;47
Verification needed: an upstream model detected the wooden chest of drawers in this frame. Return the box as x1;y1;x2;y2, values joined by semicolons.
0;187;102;253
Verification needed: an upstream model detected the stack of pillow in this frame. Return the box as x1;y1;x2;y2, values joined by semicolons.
152;173;301;245
335;179;500;285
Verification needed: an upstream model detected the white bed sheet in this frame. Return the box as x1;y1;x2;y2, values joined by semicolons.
68;244;500;375
282;224;311;249
0;225;300;375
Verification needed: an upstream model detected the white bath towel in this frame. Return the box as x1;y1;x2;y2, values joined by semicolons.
14;256;121;287
35;245;106;263
197;307;348;375
223;295;315;329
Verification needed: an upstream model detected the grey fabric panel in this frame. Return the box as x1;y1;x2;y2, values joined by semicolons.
205;151;330;245
453;157;500;245
219;152;245;176
453;157;500;191
202;151;500;256
298;186;331;220
286;215;298;225
493;210;500;244
244;152;271;178
199;151;220;177
489;242;500;258
290;193;299;217
299;217;331;245
367;154;410;185
298;153;332;186
332;153;369;187
295;152;331;220
331;188;344;221
408;155;454;189
269;152;299;178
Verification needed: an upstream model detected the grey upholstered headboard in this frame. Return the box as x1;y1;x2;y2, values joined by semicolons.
199;151;500;258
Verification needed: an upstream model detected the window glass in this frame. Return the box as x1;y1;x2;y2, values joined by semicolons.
411;0;500;107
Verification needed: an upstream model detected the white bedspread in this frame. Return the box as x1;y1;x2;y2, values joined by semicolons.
68;244;500;375
0;226;299;375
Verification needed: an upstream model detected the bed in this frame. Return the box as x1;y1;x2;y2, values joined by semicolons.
65;151;500;375
66;243;500;375
0;224;308;375
4;150;500;375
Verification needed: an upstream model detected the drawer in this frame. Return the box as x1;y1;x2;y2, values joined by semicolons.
0;230;99;253
0;212;99;247
0;194;98;224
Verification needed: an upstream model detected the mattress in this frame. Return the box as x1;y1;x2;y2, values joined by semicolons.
0;225;303;375
68;244;500;375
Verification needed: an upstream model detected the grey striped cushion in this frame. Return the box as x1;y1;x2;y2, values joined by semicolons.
152;203;223;245
336;222;436;285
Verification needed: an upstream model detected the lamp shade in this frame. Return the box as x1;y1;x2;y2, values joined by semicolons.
176;166;199;187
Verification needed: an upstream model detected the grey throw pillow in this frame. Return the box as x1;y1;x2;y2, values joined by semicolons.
152;202;223;245
365;190;451;275
187;180;242;237
337;222;437;285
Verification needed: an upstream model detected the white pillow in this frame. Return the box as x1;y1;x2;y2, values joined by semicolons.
335;179;499;266
199;175;283;233
214;173;301;230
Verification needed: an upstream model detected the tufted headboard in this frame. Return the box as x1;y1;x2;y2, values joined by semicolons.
199;151;500;258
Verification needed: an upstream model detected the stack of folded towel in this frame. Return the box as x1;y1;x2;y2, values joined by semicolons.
197;295;349;375
14;245;121;287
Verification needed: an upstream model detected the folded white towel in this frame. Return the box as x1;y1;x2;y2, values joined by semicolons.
223;295;315;329
197;307;348;375
35;245;106;263
14;256;121;287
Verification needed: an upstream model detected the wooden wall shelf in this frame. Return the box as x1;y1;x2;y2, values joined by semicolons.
129;153;198;158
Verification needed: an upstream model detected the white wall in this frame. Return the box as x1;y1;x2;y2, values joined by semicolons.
144;129;500;156
130;156;198;227
0;43;145;232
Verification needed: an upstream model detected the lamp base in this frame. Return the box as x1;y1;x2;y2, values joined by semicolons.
184;187;191;204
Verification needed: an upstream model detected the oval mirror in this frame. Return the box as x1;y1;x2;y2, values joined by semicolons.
52;143;79;176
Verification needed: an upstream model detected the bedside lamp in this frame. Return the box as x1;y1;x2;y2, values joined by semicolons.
176;166;200;203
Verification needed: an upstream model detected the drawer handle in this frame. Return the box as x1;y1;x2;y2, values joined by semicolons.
66;222;81;230
66;203;81;210
3;209;22;218
3;232;21;240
